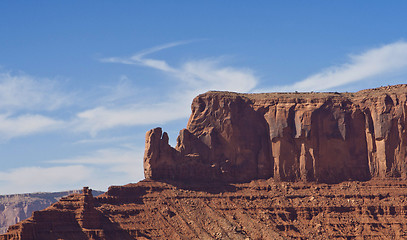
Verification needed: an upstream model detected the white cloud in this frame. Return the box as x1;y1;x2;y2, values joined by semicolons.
179;59;258;93
98;76;141;104
49;147;142;166
132;40;195;59
0;165;90;194
83;41;259;135
74;102;188;135
75;69;255;134
0;72;71;140
268;41;407;92
0;72;72;111
0;147;145;194
48;147;145;190
103;42;258;93
0;114;63;140
73;135;138;145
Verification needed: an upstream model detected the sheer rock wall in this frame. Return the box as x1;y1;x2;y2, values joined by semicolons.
144;85;407;183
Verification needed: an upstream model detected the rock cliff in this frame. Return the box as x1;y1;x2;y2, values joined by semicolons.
144;84;407;183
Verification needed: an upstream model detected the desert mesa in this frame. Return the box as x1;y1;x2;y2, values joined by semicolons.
2;84;407;239
145;84;407;183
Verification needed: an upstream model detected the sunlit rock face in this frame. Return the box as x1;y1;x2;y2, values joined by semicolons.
144;84;407;183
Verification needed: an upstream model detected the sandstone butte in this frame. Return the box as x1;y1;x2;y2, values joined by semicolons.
2;84;407;239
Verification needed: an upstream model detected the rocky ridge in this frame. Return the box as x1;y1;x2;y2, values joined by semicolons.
2;84;407;239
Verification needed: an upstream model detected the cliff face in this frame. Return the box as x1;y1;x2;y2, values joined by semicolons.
144;84;407;183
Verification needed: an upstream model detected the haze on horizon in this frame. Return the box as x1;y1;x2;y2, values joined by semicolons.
0;1;407;194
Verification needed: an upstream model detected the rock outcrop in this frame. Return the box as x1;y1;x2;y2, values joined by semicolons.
3;179;407;239
0;188;113;240
144;84;407;183
0;190;103;234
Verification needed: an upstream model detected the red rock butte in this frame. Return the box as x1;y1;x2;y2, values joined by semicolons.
2;84;407;240
145;84;407;183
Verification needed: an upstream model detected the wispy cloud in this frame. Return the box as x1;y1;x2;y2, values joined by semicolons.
0;165;90;194
49;147;144;189
0;72;70;140
133;40;195;59
73;135;138;145
97;76;142;105
48;147;144;170
102;40;195;70
0;146;145;194
103;41;258;93
268;41;407;92
178;58;257;93
74;102;188;135
74;41;259;135
0;72;72;111
0;114;63;140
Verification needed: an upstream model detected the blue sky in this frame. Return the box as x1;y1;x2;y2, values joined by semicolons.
0;1;407;194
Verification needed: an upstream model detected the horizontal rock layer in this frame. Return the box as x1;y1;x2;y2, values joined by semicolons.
3;179;407;239
0;191;104;235
144;84;407;183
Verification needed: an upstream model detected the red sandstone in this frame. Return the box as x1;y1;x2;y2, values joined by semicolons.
145;84;407;183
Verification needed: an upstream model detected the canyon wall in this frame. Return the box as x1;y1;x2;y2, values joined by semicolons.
144;84;407;183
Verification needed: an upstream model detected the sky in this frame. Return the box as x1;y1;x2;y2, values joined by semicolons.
0;1;407;194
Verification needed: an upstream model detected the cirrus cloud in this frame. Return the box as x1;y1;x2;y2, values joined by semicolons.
0;114;63;141
0;165;90;194
264;41;407;92
79;42;259;135
0;72;72;111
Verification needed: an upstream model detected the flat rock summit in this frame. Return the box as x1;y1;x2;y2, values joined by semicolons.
2;84;407;239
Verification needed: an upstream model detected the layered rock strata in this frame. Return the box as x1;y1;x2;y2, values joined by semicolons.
3;179;407;239
0;191;104;234
0;188;115;240
144;84;407;183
